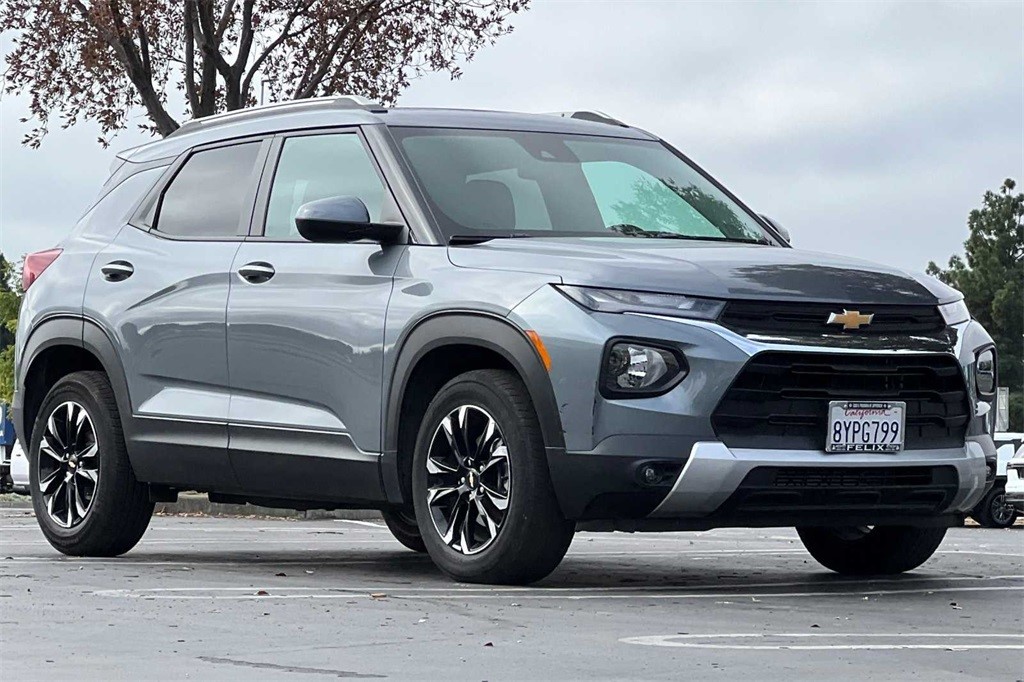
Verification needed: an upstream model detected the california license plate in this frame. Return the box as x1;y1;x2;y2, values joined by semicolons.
826;401;905;453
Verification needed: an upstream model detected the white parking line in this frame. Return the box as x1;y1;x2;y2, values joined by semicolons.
335;520;387;528
620;633;1024;650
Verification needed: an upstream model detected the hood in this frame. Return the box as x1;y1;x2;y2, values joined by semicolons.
448;238;960;305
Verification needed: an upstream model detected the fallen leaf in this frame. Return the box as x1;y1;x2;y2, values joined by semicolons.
275;572;286;577
255;590;269;596
371;593;387;600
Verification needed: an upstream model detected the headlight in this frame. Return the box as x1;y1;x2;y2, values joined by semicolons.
556;285;725;320
975;347;996;396
601;340;687;398
938;299;970;325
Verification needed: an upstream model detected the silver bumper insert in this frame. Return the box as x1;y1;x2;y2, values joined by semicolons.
649;441;989;518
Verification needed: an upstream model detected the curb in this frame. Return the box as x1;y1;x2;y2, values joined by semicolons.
0;492;382;521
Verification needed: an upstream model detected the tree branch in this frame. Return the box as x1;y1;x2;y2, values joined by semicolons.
240;2;313;101
296;0;384;99
184;2;200;114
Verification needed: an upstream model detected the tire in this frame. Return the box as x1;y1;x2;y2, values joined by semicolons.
972;485;1018;528
411;369;575;585
29;371;154;557
381;508;427;553
797;525;947;575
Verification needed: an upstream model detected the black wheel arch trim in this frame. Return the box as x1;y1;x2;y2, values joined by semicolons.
381;310;565;505
17;314;136;470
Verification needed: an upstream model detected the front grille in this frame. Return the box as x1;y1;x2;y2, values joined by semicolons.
719;300;946;337
711;352;970;450
721;465;959;514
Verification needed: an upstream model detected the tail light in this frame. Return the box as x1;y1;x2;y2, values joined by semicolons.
22;248;63;291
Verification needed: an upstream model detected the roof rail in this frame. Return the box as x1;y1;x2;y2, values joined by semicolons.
545;110;628;127
169;95;386;137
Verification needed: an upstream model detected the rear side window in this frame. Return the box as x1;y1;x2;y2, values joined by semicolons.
264;134;386;239
156;142;261;237
75;166;166;239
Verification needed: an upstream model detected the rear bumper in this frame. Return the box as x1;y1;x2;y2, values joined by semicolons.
650;439;989;520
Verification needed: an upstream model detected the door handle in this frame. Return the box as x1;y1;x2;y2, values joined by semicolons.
101;261;134;282
237;262;275;284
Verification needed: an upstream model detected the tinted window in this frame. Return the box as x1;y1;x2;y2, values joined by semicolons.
156;142;261;237
265;134;386;239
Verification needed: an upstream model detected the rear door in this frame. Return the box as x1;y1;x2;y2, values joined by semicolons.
225;129;405;502
85;138;269;488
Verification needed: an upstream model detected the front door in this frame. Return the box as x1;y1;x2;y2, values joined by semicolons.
225;130;405;502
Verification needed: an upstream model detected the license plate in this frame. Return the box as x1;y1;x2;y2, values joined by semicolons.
826;401;905;453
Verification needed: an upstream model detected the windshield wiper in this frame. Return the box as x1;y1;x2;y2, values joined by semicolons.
607;223;768;244
448;233;534;245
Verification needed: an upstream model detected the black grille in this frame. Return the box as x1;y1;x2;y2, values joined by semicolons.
719;300;945;336
721;465;959;515
711;352;970;450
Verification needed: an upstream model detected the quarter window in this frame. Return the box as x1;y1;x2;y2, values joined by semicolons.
155;142;261;237
264;134;386;239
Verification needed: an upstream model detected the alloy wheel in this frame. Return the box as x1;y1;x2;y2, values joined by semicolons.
991;493;1015;526
425;405;511;555
37;401;99;528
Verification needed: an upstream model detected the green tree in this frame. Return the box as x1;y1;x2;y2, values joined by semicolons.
0;254;24;404
927;179;1024;431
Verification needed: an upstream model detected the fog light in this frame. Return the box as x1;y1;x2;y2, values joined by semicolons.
601;341;686;398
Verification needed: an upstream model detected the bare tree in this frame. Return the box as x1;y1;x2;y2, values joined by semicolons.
1;0;528;147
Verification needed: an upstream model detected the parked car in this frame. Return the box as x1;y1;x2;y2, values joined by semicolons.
9;439;29;494
1005;444;1024;514
11;98;1000;583
970;433;1021;527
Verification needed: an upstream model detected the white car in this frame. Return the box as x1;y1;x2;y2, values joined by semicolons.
9;439;29;494
970;433;1022;527
1005;443;1024;514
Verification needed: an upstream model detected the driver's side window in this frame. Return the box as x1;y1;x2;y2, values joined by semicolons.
264;133;386;239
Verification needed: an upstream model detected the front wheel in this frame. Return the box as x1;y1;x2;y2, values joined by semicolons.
412;369;575;585
972;485;1018;528
797;525;947;575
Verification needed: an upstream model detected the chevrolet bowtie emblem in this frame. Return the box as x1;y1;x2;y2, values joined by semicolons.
827;309;874;330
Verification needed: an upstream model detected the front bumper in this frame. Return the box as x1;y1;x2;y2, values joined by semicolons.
511;286;998;525
650;440;988;519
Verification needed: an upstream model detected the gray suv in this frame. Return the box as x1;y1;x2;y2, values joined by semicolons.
12;98;999;584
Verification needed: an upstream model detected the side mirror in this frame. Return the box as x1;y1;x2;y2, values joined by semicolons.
759;214;791;245
294;196;404;244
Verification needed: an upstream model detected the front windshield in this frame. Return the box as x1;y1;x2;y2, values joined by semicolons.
392;127;771;244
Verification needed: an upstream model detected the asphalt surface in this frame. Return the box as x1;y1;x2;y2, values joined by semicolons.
1;510;1021;681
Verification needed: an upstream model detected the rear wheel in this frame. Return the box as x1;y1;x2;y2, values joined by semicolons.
412;369;575;584
972;485;1018;528
29;371;153;556
381;508;427;553
797;525;946;575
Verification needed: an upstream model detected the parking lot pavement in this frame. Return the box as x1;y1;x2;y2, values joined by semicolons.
0;511;1021;681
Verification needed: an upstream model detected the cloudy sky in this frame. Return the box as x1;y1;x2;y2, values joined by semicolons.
1;1;1021;274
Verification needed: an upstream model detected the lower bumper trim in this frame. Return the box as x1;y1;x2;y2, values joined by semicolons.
649;441;988;519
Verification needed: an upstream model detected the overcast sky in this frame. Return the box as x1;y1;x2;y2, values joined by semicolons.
1;1;1021;274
